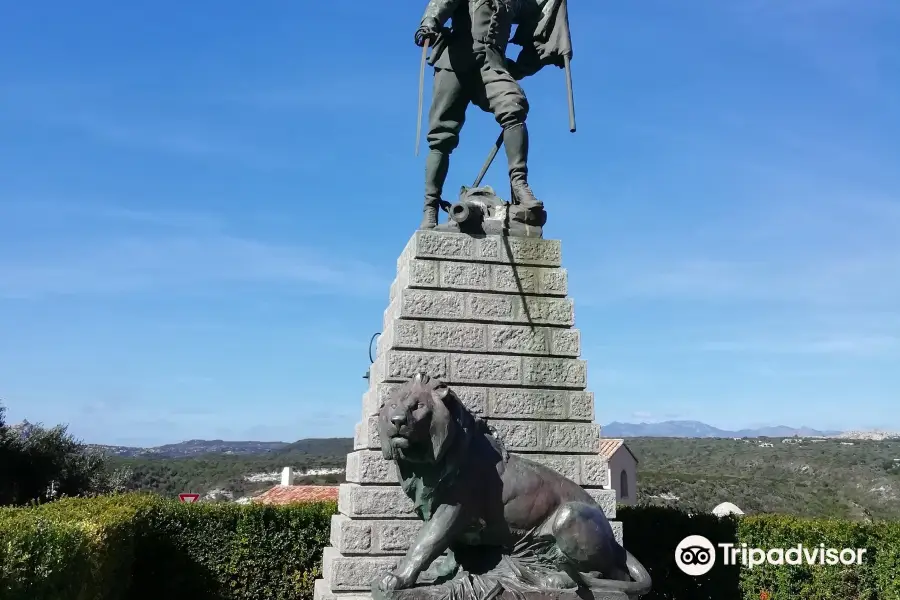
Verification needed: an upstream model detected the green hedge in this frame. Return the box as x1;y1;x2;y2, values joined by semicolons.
0;494;334;600
617;505;741;599
2;496;899;600
619;505;900;600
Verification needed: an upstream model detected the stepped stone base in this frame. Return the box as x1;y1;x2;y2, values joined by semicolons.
315;232;623;600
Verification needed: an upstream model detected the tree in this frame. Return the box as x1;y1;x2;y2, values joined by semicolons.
0;402;131;506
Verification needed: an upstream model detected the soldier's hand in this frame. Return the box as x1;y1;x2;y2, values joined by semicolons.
510;47;542;80
414;25;439;47
506;58;524;81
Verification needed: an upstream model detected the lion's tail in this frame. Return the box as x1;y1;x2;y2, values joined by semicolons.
577;550;652;598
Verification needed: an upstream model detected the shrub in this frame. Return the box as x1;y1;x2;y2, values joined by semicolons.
618;504;741;599
2;495;898;600
0;494;148;600
620;504;900;600
0;494;336;600
737;515;900;600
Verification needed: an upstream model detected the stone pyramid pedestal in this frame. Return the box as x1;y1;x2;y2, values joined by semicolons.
315;231;621;600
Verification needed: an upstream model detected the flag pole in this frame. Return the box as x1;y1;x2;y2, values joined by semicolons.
564;53;575;133
559;0;575;133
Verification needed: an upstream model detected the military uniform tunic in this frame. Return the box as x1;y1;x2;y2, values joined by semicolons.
421;0;539;153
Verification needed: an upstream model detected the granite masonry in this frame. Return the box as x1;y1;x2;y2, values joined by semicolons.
314;231;621;600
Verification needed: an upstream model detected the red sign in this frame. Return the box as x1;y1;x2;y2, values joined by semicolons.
179;493;200;503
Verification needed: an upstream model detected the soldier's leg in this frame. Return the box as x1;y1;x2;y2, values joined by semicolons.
421;68;469;230
467;0;542;216
479;63;545;221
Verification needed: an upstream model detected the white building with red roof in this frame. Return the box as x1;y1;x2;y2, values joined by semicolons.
597;439;638;505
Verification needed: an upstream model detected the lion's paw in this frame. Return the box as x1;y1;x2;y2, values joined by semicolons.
376;573;402;592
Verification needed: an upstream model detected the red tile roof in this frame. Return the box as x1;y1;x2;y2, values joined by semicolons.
253;485;339;505
598;438;624;458
597;438;638;463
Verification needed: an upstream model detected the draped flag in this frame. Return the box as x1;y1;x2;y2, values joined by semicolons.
512;0;573;67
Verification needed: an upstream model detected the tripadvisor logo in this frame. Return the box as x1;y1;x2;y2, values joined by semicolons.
675;536;868;575
675;535;717;575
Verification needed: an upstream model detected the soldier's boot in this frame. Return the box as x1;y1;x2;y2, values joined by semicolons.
504;123;544;212
421;150;450;230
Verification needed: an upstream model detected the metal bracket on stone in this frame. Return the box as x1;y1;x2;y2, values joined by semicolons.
364;332;381;380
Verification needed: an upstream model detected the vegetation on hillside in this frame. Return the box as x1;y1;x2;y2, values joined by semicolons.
11;402;897;521
94;434;900;520
628;436;900;520
108;439;351;499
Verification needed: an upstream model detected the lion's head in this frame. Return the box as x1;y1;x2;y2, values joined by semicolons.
378;373;474;465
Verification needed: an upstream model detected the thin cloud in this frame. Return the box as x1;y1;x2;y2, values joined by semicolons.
0;82;314;170
698;335;899;357
0;206;388;299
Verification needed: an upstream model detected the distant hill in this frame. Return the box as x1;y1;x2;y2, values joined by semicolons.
629;436;900;520
88;439;290;458
90;432;900;520
88;421;853;458
602;420;841;439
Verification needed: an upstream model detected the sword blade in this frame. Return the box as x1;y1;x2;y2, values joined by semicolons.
415;39;430;157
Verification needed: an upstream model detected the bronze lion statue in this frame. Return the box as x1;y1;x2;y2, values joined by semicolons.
373;373;651;600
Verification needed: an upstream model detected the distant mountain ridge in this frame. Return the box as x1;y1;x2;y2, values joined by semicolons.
87;439;290;458
84;421;858;459
88;437;354;459
602;420;842;438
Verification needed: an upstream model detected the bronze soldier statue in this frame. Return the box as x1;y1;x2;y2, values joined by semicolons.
415;0;564;230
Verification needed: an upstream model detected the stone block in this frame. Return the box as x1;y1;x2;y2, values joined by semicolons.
543;422;601;453
566;391;595;420
353;422;363;450
397;258;569;297
522;357;587;388
454;386;489;416
330;514;373;554
422;322;487;352
346;450;396;484
439;261;491;290
386;290;574;327
550;329;581;357
489;264;561;296
466;292;574;326
363;384;489;417
314;579;371;600
611;521;624;546
580;455;611;487
362;385;401;416
398;290;466;322
338;484;415;519
450;354;522;385
523;453;608;486
490;388;566;419
486;324;549;355
322;547;397;591
488;389;593;421
490;420;541;451
585;488;617;518
382;321;580;358
364;385;593;422
331;515;425;555
403;231;561;267
354;416;380;450
379;321;424;352
373;351;586;389
372;351;450;383
520;454;581;482
485;420;600;454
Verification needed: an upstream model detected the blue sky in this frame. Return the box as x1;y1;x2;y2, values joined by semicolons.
1;0;897;446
